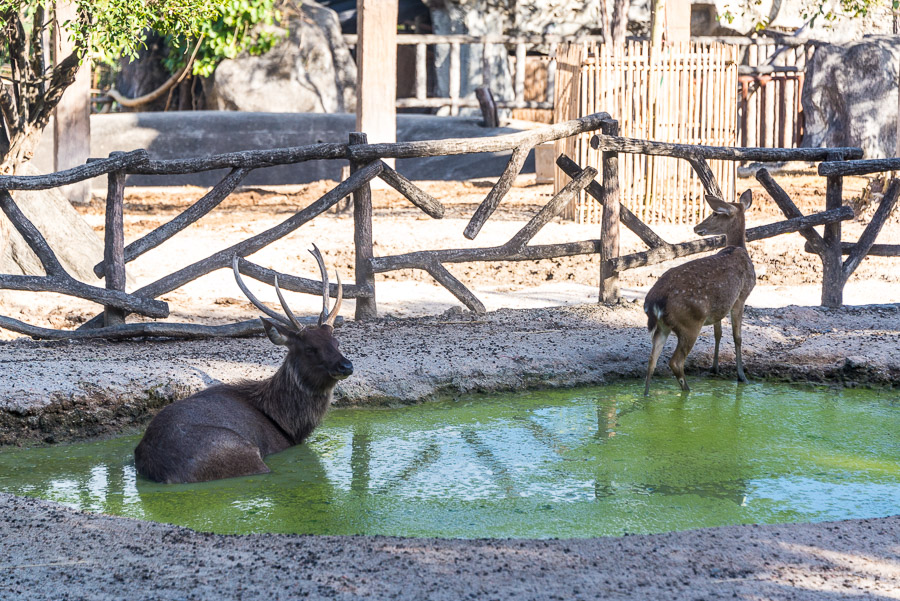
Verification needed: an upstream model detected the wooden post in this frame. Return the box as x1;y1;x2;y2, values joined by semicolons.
599;119;621;303
821;152;844;307
356;0;398;150
350;133;377;320
103;157;127;327
52;1;91;205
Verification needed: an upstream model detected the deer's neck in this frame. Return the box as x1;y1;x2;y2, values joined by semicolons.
725;218;747;249
243;360;334;444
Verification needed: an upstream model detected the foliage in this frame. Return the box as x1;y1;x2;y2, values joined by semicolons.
161;0;284;78
718;0;897;29
0;0;229;170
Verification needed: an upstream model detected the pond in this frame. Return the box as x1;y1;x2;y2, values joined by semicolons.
1;381;898;538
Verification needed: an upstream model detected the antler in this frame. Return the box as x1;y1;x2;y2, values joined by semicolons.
308;244;343;327
232;255;295;329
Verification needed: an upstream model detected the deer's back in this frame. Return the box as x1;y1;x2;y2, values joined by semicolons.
134;385;291;484
646;246;755;328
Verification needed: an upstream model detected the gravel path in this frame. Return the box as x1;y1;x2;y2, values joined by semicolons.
2;492;898;600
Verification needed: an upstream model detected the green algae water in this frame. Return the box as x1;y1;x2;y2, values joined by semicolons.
1;380;898;538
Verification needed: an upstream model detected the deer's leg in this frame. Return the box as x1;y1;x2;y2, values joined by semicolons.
712;320;722;374
731;303;748;383
644;327;669;396
670;325;701;392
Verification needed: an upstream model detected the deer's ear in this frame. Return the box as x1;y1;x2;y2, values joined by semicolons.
705;195;736;215
260;317;290;346
739;189;753;210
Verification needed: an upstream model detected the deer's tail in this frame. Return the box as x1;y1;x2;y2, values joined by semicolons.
644;297;666;334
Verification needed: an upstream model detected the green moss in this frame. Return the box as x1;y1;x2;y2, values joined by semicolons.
1;381;898;538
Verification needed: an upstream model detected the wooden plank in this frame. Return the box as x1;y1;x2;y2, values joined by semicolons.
356;0;398;146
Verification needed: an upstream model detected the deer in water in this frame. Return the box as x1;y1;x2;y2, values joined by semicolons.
643;190;755;395
134;246;352;483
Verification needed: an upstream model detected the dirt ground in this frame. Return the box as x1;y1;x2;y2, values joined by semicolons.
0;171;899;599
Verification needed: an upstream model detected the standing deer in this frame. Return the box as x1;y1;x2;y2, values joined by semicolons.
134;246;352;483
643;190;755;395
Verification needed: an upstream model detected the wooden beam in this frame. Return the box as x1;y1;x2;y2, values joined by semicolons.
608;206;855;271
356;0;398;147
103;163;127;327
591;134;863;162
350;132;377;319
599;120;620;303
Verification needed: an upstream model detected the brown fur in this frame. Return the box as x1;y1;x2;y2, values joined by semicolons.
643;190;756;395
134;321;352;483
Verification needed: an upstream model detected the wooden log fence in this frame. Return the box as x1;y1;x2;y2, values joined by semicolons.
0;110;893;339
0;114;608;339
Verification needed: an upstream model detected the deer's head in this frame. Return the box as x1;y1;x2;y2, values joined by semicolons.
232;246;353;383
694;189;752;247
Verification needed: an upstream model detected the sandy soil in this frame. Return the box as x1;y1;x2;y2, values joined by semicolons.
0;173;898;599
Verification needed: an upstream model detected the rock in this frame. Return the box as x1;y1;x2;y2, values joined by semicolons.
0;163;104;284
801;35;900;159
208;1;356;113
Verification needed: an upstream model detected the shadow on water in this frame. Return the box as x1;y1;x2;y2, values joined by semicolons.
1;380;898;538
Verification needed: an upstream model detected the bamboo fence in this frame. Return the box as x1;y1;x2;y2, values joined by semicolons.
554;41;739;224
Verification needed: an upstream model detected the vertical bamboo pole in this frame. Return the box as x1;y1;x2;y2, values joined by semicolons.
103;156;127;327
599;119;620;303
350;132;377;319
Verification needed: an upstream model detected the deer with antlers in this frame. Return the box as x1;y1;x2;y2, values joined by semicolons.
134;246;352;483
643;190;756;396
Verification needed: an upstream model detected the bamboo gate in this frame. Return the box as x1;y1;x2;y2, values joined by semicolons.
0;112;895;340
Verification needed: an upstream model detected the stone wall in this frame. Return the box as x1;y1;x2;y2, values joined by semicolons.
802;35;900;159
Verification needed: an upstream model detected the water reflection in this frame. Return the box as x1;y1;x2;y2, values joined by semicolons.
1;381;898;538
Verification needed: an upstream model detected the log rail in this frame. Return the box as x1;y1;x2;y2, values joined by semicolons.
0;111;893;339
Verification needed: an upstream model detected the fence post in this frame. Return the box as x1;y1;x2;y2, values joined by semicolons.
103;153;127;327
821;151;845;308
349;132;377;320
599;119;620;303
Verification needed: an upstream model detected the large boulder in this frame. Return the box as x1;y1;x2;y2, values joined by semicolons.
801;36;900;159
208;1;356;113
